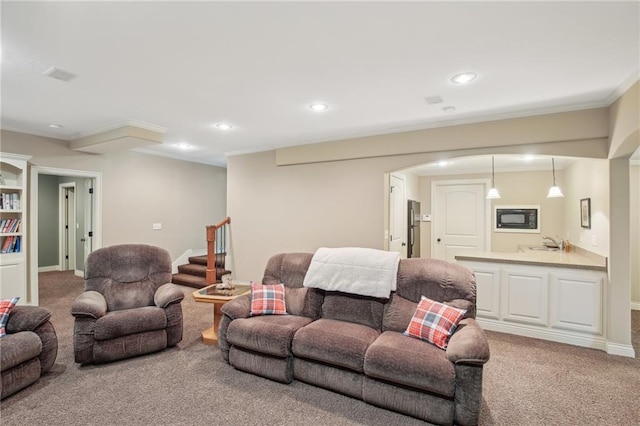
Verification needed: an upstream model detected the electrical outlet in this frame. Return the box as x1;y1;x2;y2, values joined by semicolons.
152;223;162;230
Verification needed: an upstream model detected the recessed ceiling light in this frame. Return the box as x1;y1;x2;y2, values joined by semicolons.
450;72;477;85
174;142;194;150
214;123;233;130
442;106;456;113
309;103;329;112
521;155;535;161
48;124;63;129
438;160;451;167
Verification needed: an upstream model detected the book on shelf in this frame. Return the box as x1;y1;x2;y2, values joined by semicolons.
0;193;20;210
1;218;20;233
1;236;13;253
1;236;21;253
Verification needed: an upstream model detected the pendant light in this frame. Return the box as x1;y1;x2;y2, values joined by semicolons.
546;157;564;198
486;156;501;199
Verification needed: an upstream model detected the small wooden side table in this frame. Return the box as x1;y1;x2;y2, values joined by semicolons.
192;283;251;345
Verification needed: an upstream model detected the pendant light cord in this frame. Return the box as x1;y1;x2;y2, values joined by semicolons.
552;158;557;185
491;156;496;186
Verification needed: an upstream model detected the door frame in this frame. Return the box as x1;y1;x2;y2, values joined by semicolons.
59;182;77;271
30;166;102;306
431;178;492;259
389;173;407;258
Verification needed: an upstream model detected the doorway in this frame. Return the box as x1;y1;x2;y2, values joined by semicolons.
29;166;102;306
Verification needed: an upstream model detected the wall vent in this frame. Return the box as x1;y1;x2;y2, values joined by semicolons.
424;95;444;105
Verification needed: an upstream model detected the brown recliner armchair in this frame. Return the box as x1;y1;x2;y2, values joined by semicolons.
71;244;184;365
1;305;58;399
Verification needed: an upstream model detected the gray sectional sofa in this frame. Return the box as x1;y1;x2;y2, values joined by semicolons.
1;306;58;399
219;253;490;426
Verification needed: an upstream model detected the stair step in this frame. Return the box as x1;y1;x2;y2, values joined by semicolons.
178;263;207;277
188;254;227;268
171;273;211;289
188;255;208;266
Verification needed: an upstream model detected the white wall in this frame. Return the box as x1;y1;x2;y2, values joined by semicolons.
630;162;640;307
2;130;227;262
227;150;389;280
605;81;639;351
562;159;609;257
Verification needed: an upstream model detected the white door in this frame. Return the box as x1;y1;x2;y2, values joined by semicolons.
432;181;489;262
60;184;76;271
389;174;407;257
83;179;94;266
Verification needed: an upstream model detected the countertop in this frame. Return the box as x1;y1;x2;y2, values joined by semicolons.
455;245;607;271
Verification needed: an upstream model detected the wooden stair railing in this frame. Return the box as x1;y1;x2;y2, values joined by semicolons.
206;216;231;284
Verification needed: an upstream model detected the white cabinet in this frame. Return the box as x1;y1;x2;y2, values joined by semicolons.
473;266;501;320
458;259;606;352
502;267;549;326
549;270;603;334
0;153;32;304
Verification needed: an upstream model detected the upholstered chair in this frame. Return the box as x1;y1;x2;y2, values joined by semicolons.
1;306;58;399
71;244;184;365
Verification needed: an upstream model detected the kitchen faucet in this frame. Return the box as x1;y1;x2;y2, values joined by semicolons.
542;236;559;248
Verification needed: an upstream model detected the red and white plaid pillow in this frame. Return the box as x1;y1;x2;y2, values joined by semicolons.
250;283;287;316
0;297;20;337
404;296;466;349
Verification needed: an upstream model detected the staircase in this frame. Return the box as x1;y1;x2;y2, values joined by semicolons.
172;217;231;289
172;253;230;289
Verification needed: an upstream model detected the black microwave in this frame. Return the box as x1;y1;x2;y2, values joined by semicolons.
494;206;540;233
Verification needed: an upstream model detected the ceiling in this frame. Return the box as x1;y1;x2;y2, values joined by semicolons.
1;2;639;167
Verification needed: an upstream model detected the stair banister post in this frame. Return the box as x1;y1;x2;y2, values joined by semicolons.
206;225;216;284
205;217;230;285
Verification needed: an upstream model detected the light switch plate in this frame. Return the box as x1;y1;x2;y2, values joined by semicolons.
422;214;432;222
152;223;162;230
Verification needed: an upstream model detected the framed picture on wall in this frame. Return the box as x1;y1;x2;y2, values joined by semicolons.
580;198;591;229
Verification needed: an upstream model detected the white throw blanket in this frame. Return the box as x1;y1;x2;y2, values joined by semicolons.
303;247;400;298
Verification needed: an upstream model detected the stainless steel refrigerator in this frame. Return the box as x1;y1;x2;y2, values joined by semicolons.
407;200;421;258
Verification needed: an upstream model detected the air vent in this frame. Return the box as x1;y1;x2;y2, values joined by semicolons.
42;67;78;82
424;95;443;105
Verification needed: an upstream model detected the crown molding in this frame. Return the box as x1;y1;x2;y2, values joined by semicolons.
604;66;640;106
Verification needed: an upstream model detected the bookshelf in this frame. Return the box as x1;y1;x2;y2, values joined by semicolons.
0;153;31;302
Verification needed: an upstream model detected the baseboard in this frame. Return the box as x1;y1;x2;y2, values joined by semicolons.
605;342;636;358
38;265;61;273
75;269;83;277
172;248;207;273
477;318;608;351
631;301;640;311
477;318;638;358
